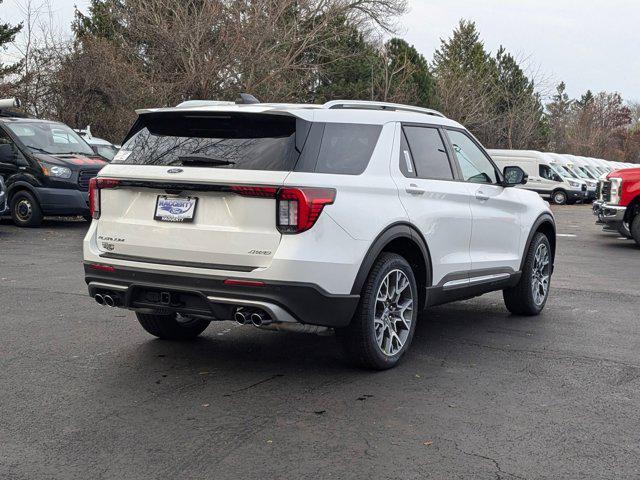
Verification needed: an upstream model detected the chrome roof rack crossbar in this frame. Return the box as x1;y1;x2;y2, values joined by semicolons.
323;100;446;118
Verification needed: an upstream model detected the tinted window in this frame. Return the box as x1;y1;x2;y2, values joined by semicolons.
115;113;301;171
314;124;382;175
447;130;498;184
402;126;453;180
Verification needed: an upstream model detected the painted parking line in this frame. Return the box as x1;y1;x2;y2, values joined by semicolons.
557;234;577;238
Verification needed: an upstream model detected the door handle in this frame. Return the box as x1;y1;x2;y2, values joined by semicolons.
406;183;425;195
475;190;489;201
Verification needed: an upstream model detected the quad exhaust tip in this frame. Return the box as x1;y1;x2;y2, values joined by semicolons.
234;309;250;325
234;308;273;327
250;311;272;327
95;293;118;307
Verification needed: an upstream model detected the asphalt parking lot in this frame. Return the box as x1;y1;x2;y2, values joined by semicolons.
1;205;639;480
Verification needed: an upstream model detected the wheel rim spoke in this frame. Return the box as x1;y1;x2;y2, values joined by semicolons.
374;269;414;357
531;243;550;306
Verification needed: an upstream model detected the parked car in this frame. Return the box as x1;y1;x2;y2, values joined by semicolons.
83;99;556;369
75;126;120;161
595;167;640;245
0;110;107;227
489;149;587;204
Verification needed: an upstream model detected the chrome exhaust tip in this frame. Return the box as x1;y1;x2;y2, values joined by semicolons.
103;295;115;307
251;311;272;327
234;309;250;325
95;294;105;305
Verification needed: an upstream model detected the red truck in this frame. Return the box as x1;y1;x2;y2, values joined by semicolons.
594;167;640;246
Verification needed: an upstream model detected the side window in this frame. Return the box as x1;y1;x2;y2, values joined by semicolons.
447;130;498;184
0;128;18;164
402;126;453;180
314;123;382;175
539;164;560;181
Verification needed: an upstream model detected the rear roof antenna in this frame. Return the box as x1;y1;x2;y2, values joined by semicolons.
235;93;260;105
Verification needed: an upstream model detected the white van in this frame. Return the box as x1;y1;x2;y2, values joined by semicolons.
547;153;597;202
488;150;587;204
572;157;602;181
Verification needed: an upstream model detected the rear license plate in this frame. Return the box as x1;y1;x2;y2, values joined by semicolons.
154;196;198;223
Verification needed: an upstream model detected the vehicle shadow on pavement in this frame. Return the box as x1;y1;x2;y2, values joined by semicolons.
0;216;89;227
96;298;523;382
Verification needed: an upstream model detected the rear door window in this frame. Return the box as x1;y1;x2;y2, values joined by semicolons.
402;126;453;180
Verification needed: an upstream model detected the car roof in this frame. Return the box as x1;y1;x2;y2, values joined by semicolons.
135;100;465;129
0;116;65;125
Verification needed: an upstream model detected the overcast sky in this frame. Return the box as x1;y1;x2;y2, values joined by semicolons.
2;0;639;101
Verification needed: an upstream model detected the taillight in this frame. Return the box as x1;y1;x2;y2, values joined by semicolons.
89;177;120;219
276;187;336;234
230;186;277;198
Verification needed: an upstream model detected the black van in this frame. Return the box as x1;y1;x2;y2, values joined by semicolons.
0;115;107;226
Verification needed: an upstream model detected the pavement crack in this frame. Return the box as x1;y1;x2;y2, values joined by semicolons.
441;437;527;480
223;374;284;397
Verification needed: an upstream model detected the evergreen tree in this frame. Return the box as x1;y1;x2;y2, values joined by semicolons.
432;20;494;78
494;46;546;148
431;20;498;142
73;0;124;43
313;20;379;102
0;0;23;79
546;82;573;151
383;38;435;107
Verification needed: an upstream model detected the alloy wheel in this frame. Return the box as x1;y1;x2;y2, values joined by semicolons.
531;243;550;306
374;269;414;356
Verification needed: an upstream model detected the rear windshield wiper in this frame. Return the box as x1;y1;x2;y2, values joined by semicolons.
177;154;236;166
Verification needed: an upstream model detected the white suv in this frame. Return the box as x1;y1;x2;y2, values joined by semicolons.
84;99;556;369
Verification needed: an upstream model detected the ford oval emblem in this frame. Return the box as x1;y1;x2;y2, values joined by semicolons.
167;168;183;174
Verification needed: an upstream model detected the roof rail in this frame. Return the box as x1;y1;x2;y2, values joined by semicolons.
323;100;445;118
175;100;236;108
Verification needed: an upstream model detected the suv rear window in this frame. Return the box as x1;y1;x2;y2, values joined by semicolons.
116;113;382;175
115;112;302;171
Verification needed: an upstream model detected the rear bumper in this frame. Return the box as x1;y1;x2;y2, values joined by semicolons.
35;187;89;215
84;263;359;328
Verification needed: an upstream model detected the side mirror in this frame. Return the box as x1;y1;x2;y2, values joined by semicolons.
503;166;528;186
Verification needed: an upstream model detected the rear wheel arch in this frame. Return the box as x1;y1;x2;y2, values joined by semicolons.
520;214;556;272
351;223;432;310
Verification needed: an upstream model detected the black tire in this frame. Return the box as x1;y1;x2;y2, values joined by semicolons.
552;190;567;205
503;232;552;316
136;312;210;340
10;190;43;227
617;222;632;239
631;215;640;247
338;252;419;370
